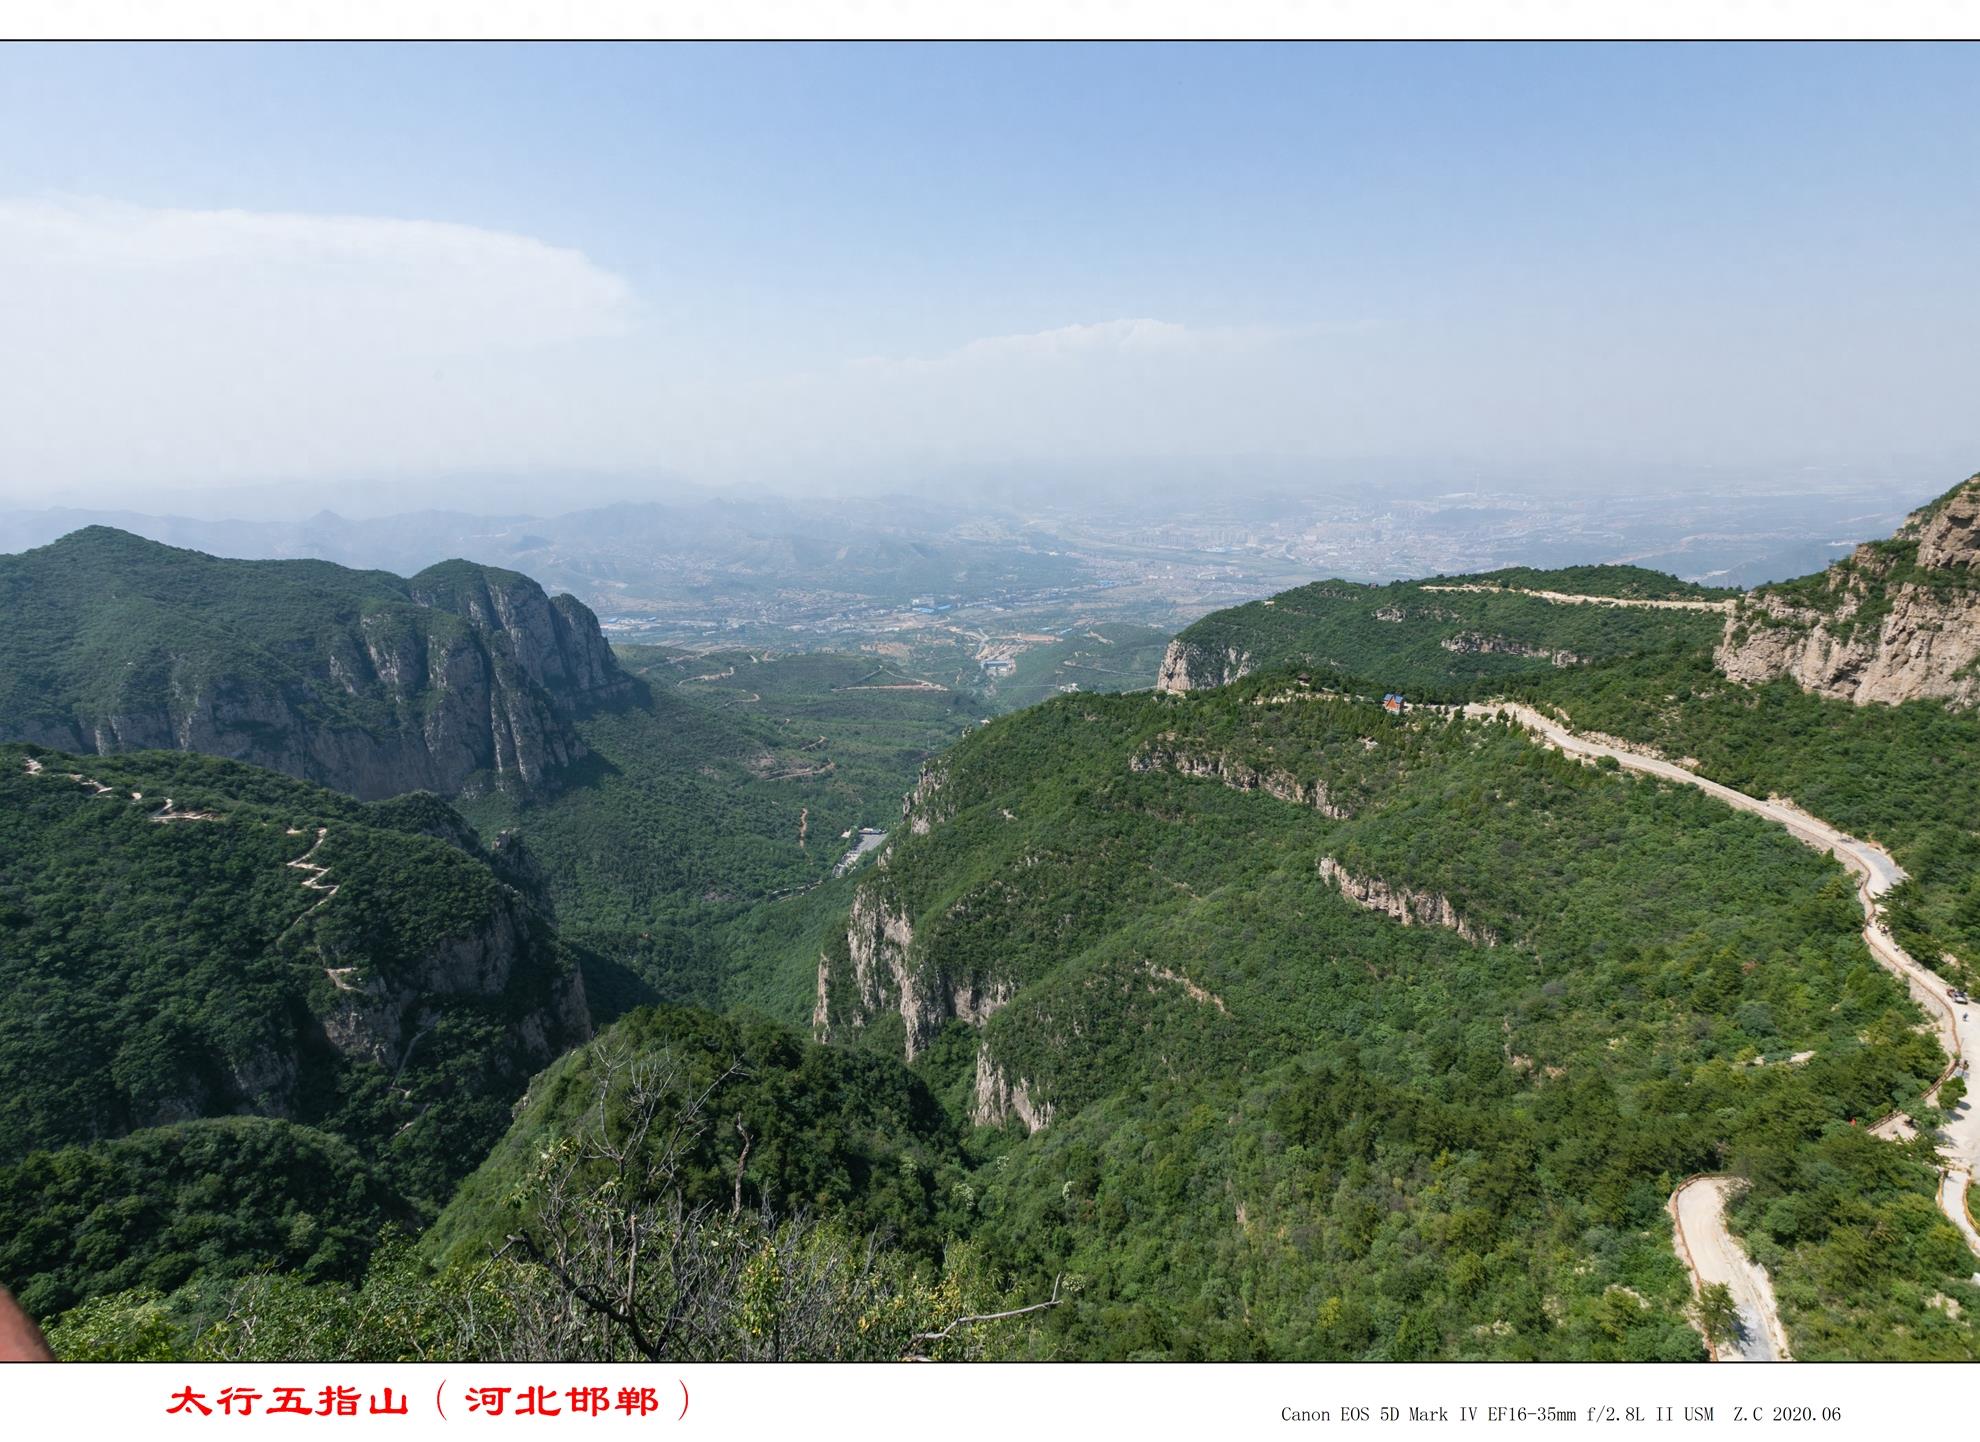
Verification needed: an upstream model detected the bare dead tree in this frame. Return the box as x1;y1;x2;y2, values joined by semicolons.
904;1274;1064;1358
481;1039;1062;1362
495;1044;744;1360
731;1116;752;1217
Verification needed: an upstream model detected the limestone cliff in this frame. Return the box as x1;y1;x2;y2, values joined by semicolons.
1715;475;1980;710
1440;631;1582;667
1130;741;1349;818
0;529;637;800
1155;637;1252;694
971;1043;1054;1133
1318;854;1498;946
813;885;1013;1062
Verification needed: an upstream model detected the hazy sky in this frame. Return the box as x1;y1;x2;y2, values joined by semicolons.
1;42;1976;511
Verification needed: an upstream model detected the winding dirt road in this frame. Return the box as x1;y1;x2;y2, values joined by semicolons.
1669;1177;1793;1361
1422;584;1734;613
1464;700;1980;1353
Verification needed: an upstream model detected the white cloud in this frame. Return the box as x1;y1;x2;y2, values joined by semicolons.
0;197;640;489
0;197;634;351
13;195;1961;506
951;317;1193;360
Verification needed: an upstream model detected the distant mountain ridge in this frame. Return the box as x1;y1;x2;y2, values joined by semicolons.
0;527;635;800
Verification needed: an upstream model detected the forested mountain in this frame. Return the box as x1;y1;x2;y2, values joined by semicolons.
0;529;633;800
803;675;1967;1358
14;478;1980;1364
1156;564;1735;698
0;745;588;1315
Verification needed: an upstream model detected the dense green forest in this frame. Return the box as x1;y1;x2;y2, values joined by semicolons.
1515;651;1980;980
1165;566;1728;701
807;676;1971;1358
0;743;586;1314
48;1010;1013;1364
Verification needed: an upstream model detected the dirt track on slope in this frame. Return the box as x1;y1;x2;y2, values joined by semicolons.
1463;700;1980;1353
1669;1176;1792;1361
1421;584;1733;613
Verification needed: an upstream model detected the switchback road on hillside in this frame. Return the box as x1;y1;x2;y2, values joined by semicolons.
1669;1176;1792;1361
1463;701;1980;1352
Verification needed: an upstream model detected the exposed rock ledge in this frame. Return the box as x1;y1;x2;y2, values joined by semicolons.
972;1043;1054;1132
1156;638;1252;694
1716;580;1980;711
1318;854;1498;946
1440;631;1582;667
1714;475;1980;710
1130;743;1348;818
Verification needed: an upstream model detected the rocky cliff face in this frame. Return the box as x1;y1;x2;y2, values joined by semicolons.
1131;741;1350;818
0;530;637;800
1440;632;1583;667
1715;476;1980;710
1318;855;1498;946
316;886;589;1081
813;885;1013;1062
971;1044;1054;1133
902;757;954;836
1156;637;1252;694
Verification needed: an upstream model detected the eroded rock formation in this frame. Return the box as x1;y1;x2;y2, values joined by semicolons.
1715;476;1980;710
1318;854;1498;946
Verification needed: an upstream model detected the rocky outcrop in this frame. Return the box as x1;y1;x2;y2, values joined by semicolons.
1318;855;1498;946
971;1044;1054;1132
408;564;634;711
1440;631;1583;667
814;885;1013;1061
1916;479;1980;572
1715;476;1980;710
1130;742;1349;818
902;758;953;836
1;740;592;1171
316;891;589;1078
0;532;637;800
1156;637;1252;694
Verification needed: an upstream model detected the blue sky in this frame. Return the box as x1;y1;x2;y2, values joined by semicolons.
1;42;1975;504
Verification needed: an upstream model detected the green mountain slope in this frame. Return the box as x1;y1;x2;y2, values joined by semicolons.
0;745;588;1245
0;528;632;800
807;677;1970;1358
1157;565;1732;699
